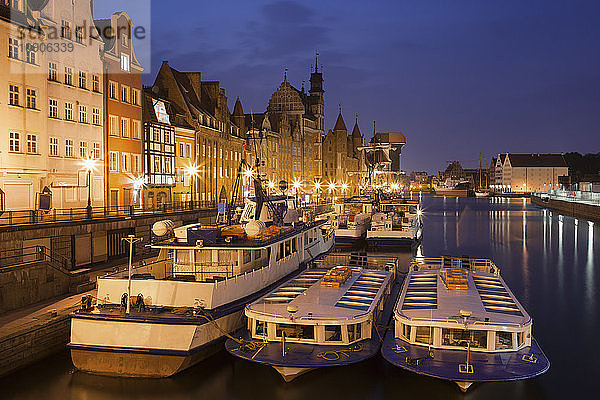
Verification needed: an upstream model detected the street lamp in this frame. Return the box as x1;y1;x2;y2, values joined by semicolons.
133;177;144;209
186;165;199;208
314;181;322;204
292;179;302;205
328;182;336;204
81;158;97;218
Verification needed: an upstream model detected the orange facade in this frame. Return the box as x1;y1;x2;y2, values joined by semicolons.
98;13;143;209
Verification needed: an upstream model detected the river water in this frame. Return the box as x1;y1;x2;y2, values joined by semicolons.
2;196;598;399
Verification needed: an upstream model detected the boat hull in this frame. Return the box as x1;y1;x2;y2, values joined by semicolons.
434;189;474;198
69;308;245;378
70;338;223;378
381;331;550;390
366;231;422;248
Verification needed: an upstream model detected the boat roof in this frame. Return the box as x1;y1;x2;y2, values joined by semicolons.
396;268;531;327
151;220;326;249
246;267;393;323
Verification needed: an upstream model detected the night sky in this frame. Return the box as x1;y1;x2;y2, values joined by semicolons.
94;0;600;174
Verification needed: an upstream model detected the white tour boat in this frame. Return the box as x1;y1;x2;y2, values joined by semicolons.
225;253;400;381
366;198;423;248
331;196;373;244
381;256;549;392
68;194;334;378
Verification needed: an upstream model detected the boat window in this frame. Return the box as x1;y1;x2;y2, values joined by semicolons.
401;324;411;340
517;331;524;348
415;326;433;345
253;249;262;260
324;325;342;342
496;331;513;350
285;240;291;257
255;320;267;337
277;242;284;261
442;328;469;347
243;250;252;264
292;238;297;253
441;329;487;349
267;247;271;261
470;330;487;349
175;250;191;264
348;323;362;342
275;323;314;340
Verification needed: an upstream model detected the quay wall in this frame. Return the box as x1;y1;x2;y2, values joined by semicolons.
0;308;72;378
531;195;600;222
0;261;86;314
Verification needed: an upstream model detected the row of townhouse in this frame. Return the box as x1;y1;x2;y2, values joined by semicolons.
490;153;569;193
2;1;367;213
1;0;141;211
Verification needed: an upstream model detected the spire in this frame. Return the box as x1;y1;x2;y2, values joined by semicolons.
284;68;288;82
315;50;319;73
352;115;361;137
334;110;347;132
233;97;243;116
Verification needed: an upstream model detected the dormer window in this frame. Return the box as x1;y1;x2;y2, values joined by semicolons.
121;31;128;47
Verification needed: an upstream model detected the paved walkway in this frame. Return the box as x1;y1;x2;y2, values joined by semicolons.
0;256;155;339
0;290;95;338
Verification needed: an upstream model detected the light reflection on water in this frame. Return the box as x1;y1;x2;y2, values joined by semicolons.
1;195;598;400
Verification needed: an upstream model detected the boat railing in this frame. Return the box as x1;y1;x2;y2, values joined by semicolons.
249;309;370;322
410;256;500;275
172;261;236;281
398;315;526;329
310;253;398;274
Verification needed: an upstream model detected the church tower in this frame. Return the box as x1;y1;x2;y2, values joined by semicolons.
309;53;324;132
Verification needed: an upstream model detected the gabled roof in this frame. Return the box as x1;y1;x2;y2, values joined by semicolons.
507;153;567;168
333;113;347;132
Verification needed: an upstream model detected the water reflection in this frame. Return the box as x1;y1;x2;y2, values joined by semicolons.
2;195;599;400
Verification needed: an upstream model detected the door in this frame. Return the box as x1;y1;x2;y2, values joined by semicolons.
107;228;135;259
110;190;118;211
123;188;131;207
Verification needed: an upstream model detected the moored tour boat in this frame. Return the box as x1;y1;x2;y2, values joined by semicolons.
68;194;334;378
331;196;373;244
225;253;401;381
366;198;423;248
381;256;549;392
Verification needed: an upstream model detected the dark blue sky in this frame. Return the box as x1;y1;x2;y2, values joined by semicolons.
95;0;600;174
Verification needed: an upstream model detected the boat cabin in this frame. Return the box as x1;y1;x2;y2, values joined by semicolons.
246;267;394;346
395;257;532;353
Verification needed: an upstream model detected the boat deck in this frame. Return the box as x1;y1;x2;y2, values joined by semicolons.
247;267;393;322
397;269;530;326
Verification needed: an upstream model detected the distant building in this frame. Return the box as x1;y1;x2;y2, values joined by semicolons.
322;112;363;193
493;153;568;193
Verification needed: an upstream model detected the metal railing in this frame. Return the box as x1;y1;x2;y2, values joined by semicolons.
536;190;600;206
0;245;71;275
0;201;217;227
311;253;399;273
410;256;500;275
